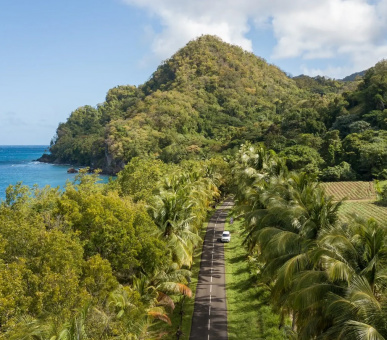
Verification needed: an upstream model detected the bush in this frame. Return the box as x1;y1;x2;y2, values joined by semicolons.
320;161;356;181
280;145;324;176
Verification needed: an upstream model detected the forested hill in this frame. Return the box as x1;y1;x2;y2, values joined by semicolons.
47;35;304;172
46;35;387;180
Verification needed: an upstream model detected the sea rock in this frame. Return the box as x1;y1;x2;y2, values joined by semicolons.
37;153;54;163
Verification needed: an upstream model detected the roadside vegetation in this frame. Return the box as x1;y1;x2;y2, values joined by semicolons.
225;218;286;339
231;143;387;339
0;157;229;339
151;222;208;340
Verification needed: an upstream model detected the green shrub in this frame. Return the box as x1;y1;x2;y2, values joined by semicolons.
320;161;356;181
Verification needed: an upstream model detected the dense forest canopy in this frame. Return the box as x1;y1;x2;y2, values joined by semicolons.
45;35;387;181
0;158;227;339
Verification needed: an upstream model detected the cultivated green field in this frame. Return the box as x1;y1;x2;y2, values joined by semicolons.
322;181;387;225
339;201;387;225
321;181;377;201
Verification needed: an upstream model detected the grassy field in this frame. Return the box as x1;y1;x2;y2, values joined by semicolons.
224;217;286;340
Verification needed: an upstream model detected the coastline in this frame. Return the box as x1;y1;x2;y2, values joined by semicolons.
36;153;117;176
0;145;112;199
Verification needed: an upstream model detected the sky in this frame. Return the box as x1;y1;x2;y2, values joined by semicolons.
1;0;387;145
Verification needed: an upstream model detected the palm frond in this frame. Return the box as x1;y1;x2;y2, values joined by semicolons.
158;281;192;298
147;308;171;325
344;320;386;340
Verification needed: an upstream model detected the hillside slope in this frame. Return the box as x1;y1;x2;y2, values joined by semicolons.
45;35;387;180
46;36;313;173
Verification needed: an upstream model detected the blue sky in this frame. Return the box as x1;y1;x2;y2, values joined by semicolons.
1;0;387;145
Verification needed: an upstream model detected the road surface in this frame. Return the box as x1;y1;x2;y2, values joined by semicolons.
190;199;233;340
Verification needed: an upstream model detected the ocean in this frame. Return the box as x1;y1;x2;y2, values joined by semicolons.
0;146;109;200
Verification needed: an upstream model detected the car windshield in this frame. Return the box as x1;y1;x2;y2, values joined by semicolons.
222;231;230;236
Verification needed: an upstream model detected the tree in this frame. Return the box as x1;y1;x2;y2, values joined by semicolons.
321;130;343;166
280;145;324;175
117;157;171;202
320;162;356;181
316;218;387;339
57;183;169;280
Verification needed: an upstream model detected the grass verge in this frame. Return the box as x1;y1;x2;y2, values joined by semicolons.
224;217;287;340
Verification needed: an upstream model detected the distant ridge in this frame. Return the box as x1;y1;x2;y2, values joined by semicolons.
341;70;366;81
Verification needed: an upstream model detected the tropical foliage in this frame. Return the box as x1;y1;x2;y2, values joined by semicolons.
231;143;387;339
0;160;226;339
6;34;387;339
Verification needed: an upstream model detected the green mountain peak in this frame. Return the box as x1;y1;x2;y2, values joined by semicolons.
46;36;387;180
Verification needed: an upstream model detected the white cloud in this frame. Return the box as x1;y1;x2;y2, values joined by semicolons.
271;0;384;61
123;0;255;56
300;65;352;78
122;0;387;78
151;17;252;58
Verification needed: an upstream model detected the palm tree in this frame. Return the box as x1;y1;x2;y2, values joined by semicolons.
237;170;342;334
322;275;387;340
232;143;387;339
287;216;387;339
149;167;219;268
4;315;49;340
308;217;387;339
5;305;90;340
231;142;287;208
149;187;201;267
128;266;192;338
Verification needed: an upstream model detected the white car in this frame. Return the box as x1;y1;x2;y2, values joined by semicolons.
221;231;231;243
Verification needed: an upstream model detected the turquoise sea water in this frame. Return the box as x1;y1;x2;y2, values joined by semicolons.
0;146;109;200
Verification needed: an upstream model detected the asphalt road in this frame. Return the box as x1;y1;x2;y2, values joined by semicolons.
190;200;233;340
